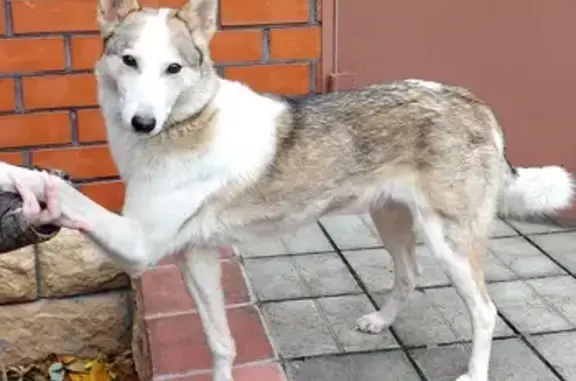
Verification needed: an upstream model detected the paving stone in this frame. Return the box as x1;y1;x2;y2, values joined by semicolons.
526;276;576;326
243;257;308;301
411;338;559;381
490;219;518;238
244;253;360;301
506;217;565;235
484;250;518;282
237;224;333;257
531;232;576;274
374;287;512;346
552;217;576;230
316;295;399;352
293;254;362;297
319;214;382;250
286;351;421;381
489;279;574;333
531;332;576;380
488;237;566;279
343;247;450;291
261;300;339;358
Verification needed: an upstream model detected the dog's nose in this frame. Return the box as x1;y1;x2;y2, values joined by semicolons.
131;115;156;133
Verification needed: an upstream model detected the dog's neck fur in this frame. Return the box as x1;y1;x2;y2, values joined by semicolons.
164;73;220;130
101;76;285;195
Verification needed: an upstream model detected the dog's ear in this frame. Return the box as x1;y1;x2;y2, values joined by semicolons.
176;0;218;41
97;0;140;36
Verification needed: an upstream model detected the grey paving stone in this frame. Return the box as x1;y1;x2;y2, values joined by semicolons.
243;257;308;301
552;217;576;230
490;219;518;238
317;295;399;352
411;338;559;381
261;300;339;358
244;253;361;301
506;217;565;235
374;287;512;347
343;247;450;291
484;250;518;282
286;351;421;381
489;279;574;333
532;331;576;380
527;276;576;327
319;214;382;250
293;254;362;297
488;237;566;278
237;224;333;257
531;232;576;274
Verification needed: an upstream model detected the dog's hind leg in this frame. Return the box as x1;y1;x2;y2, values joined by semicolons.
178;248;236;381
417;211;496;381
356;201;418;333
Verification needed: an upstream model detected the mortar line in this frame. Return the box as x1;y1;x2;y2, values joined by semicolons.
69;109;80;146
63;33;73;72
512;227;576;280
262;27;270;63
13;75;24;113
3;0;13;36
496;311;567;381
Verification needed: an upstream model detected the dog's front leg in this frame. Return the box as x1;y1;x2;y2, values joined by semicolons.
178;248;236;381
0;162;149;275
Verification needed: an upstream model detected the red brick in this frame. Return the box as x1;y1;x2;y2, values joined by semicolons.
224;64;310;95
79;181;125;213
147;306;273;375
210;30;263;64
77;109;107;143
0;79;15;112
142;261;250;316
270;27;321;60
22;73;98;110
141;265;195;316
71;35;102;70
0;38;66;73
220;0;309;26
0;152;25;165
0;3;6;35
12;0;97;33
0;112;71;148
174;363;287;381
32;146;119;179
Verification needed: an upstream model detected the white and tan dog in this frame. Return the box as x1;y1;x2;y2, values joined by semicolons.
0;0;574;380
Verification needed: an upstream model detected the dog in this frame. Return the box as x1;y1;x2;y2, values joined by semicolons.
0;0;573;380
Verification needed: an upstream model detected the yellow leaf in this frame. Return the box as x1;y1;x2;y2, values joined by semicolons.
58;357;76;366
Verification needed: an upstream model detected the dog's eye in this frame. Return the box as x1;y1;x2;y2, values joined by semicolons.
166;63;182;75
122;55;138;68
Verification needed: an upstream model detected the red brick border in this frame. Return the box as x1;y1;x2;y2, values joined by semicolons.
133;249;286;381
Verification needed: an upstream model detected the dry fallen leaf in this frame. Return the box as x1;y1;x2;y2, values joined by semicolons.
66;359;109;381
4;351;136;381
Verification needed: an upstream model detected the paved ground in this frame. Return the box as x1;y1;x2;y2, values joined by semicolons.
237;214;576;381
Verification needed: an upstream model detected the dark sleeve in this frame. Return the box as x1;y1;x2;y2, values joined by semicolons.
0;192;61;254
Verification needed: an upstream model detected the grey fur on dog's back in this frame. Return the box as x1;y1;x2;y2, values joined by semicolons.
227;81;503;223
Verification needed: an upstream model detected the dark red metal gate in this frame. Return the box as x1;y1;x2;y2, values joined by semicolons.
322;0;576;217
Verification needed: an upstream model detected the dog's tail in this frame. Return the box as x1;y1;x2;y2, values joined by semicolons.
498;156;574;218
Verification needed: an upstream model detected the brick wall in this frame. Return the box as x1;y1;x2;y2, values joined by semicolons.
0;0;322;212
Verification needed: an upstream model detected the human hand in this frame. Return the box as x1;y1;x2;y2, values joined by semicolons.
13;173;89;231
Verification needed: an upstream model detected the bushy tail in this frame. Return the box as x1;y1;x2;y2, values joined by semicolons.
498;162;575;218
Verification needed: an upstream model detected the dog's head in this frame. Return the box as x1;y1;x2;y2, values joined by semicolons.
95;0;219;136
